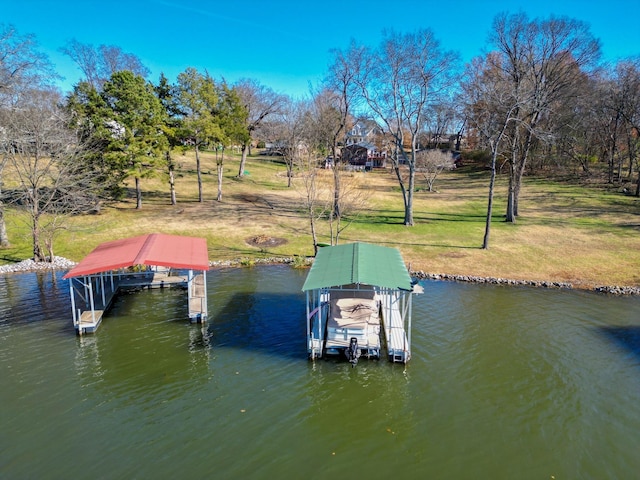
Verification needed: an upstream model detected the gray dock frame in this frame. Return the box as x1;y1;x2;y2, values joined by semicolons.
305;284;414;363
68;266;207;334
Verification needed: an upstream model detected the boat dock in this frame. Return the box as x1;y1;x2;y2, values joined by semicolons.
302;243;420;364
64;234;209;334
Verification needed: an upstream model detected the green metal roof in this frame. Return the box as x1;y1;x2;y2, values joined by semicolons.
302;242;412;291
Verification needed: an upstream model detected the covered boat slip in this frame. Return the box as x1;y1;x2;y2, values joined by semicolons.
326;289;382;358
302;242;418;363
63;233;209;334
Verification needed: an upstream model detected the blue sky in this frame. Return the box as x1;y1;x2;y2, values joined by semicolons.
3;0;639;97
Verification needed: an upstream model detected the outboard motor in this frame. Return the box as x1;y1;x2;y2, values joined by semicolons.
345;337;361;366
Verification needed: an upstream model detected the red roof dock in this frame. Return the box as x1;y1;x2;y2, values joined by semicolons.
64;233;209;334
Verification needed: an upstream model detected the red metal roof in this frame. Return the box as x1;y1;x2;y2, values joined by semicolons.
63;233;209;278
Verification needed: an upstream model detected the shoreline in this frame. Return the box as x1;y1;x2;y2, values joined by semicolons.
1;256;639;296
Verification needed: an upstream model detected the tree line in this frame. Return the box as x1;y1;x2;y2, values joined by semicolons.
1;13;639;260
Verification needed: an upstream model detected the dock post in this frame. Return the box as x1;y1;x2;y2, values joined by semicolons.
88;279;96;325
202;270;208;320
100;273;106;307
187;269;193;314
69;280;77;327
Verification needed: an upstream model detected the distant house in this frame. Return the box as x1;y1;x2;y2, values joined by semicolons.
342;119;387;169
345;119;383;146
342;142;387;169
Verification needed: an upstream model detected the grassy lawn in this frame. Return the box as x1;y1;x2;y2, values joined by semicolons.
2;150;639;288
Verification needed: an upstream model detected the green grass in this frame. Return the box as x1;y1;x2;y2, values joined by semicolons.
2;151;639;288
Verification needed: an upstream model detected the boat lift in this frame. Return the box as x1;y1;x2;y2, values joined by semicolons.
64;233;209;334
302;243;420;364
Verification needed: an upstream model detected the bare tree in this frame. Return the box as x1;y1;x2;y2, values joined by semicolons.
416;149;456;192
0;25;55;97
552;73;600;175
463;54;520;249
0;24;57;248
422;100;457;149
615;59;640;194
355;29;459;226
275;97;307;188
61;39;150;90
327;170;367;245
296;97;368;252
323;43;365;222
3;88;101;261
0;130;8;247
307;87;350;226
234;78;285;177
296;148;331;255
488;13;600;222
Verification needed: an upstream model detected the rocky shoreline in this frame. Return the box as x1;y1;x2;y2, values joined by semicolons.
412;271;640;296
0;256;78;274
1;256;639;296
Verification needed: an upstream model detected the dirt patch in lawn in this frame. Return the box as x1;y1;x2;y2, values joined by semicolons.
245;235;288;248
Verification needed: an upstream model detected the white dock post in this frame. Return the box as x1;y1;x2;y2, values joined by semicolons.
407;291;412;360
69;280;77;326
202;270;207;320
88;279;96;324
306;291;312;358
187;269;193;321
100;272;106;307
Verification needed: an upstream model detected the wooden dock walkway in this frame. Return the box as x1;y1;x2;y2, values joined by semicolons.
380;292;411;363
188;273;207;321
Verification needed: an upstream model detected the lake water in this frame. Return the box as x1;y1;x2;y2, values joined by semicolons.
1;266;640;479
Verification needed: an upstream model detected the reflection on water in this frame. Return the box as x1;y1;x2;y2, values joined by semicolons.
1;267;640;479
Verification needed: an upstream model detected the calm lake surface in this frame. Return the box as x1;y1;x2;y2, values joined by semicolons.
2;265;640;479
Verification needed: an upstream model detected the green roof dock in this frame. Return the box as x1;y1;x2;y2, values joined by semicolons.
302;242;420;364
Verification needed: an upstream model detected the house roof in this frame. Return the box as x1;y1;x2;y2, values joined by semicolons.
344;141;377;151
63;233;209;278
301;242;412;291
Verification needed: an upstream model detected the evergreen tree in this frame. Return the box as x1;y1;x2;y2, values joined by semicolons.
101;71;168;209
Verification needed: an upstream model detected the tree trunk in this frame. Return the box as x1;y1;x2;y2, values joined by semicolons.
627;134;636;180
45;237;54;263
332;164;341;219
0;208;9;248
390;148;411;226
135;177;142;209
310;208;319;256
167;152;177;206
392;162;409;224
332;144;341;220
607;119;619;184
506;172;516;224
404;166;415;226
196;145;203;202
238;143;249;177
32;218;44;262
329;216;335;246
483;150;498;249
169;166;176;206
513;167;522;218
216;149;224;202
0;169;9;246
